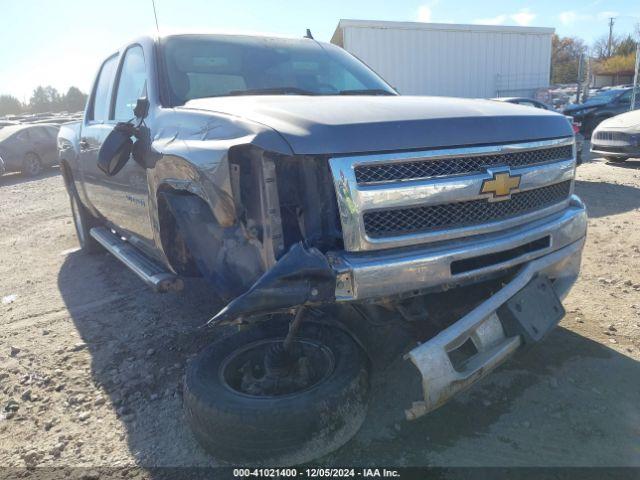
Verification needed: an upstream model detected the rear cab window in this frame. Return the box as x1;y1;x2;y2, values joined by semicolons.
88;55;118;123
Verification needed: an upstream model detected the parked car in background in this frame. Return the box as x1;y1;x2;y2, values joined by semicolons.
494;97;584;163
494;97;554;110
591;109;640;162
563;87;640;135
0;124;60;176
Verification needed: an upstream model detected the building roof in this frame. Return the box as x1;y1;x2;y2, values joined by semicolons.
331;19;555;46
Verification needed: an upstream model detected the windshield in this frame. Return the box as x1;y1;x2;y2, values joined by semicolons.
160;35;396;106
582;89;624;105
0;125;24;142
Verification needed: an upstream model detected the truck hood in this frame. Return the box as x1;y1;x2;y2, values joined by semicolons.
182;96;573;155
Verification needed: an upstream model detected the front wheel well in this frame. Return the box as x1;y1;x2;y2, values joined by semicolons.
156;186;202;276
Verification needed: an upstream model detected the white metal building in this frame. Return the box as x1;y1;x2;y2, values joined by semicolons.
331;19;554;99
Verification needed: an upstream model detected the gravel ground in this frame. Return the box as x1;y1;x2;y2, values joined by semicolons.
0;153;639;470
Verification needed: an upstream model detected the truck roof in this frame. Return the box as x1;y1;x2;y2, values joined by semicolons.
131;30;317;46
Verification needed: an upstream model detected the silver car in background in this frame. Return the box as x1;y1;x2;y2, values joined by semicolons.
591;109;640;163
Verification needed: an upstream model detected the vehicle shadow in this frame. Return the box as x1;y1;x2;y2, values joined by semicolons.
0;167;60;187
327;324;640;467
57;250;227;469
57;250;640;470
574;179;640;218
604;159;640;169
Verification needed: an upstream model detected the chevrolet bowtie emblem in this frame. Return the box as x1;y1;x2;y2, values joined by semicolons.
480;171;521;200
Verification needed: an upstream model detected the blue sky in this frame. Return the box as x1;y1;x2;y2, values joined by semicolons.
0;0;638;101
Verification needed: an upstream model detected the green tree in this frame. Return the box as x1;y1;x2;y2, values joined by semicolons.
594;53;636;75
551;35;588;84
615;35;638;56
0;94;23;115
63;86;87;112
28;85;62;113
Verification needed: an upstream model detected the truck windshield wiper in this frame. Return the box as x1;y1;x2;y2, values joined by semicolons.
227;87;319;96
338;89;396;96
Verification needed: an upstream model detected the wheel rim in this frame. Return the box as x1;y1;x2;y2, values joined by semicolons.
219;338;335;398
70;195;86;246
25;155;41;175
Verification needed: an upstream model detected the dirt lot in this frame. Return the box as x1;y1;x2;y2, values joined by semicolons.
1;153;639;470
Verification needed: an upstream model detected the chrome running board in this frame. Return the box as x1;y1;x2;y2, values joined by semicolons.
90;227;183;293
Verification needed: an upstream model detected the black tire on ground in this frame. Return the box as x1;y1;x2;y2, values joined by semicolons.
21;152;43;176
605;156;628;163
183;320;370;465
64;172;101;253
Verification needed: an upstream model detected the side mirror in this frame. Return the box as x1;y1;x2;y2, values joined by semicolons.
134;97;149;119
98;126;133;176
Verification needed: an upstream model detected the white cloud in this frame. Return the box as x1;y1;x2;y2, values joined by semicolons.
473;14;508;25
511;8;536;26
597;10;619;20
473;8;537;26
559;11;577;26
417;1;440;23
418;5;432;22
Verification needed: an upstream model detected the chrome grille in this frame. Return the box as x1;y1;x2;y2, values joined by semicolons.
594;131;629;142
363;181;572;238
329;137;575;252
354;144;573;184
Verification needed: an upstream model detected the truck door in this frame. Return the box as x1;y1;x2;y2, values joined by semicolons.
78;54;119;220
79;46;154;246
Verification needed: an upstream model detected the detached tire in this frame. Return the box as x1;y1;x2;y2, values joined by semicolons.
183;321;370;465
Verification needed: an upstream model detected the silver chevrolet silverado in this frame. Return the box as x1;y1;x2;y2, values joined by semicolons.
58;33;586;465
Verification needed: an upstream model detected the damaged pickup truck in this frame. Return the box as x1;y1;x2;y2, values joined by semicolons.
58;33;586;464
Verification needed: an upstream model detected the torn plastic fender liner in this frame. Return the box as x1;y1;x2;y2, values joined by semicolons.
208;242;336;326
161;191;247;300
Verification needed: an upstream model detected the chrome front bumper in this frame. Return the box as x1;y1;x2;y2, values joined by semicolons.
327;197;586;420
404;236;584;420
329;196;587;301
591;145;640;157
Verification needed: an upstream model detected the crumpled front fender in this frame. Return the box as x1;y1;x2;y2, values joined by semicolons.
208;242;336;326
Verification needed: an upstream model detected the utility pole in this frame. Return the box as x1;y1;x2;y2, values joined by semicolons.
607;17;615;57
576;54;584;104
631;42;640;111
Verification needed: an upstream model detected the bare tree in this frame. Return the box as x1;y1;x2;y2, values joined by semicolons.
592;34;621;59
